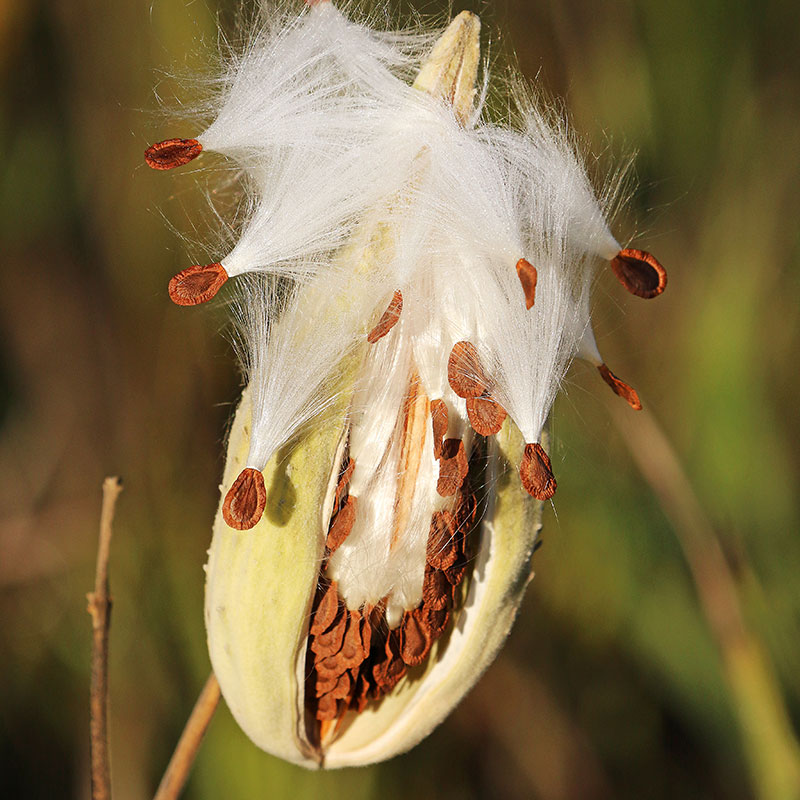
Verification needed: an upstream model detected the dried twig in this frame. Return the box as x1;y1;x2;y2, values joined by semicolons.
87;476;124;800
153;672;221;800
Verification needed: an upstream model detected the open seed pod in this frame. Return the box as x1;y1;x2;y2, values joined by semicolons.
206;384;542;767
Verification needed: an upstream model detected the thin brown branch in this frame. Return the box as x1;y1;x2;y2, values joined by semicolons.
153;673;221;800
87;476;123;800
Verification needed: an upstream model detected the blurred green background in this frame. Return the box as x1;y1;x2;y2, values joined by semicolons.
1;0;799;797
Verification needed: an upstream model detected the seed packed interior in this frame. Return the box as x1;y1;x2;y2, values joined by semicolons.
305;436;486;741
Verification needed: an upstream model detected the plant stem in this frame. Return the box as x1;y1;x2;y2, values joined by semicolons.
153;673;221;800
87;476;123;800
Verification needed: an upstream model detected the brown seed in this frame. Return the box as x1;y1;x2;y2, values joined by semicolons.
168;263;228;306
372;631;407;695
310;606;347;657
327;671;353;701
315;693;340;721
358;611;373;655
144;137;203;170
334;457;355;509
351;672;371;713
310;581;340;636
427;511;458;570
222;467;266;530
610;248;667;299
597;363;642;411
437;438;469;497
400;610;432;666
519;442;557;500
420;604;450;639
327;495;357;554
338;610;367;669
422;565;452;610
315;672;341;697
367;290;403;343
466;394;507;436
455;490;478;530
430;399;449;460
444;555;468;587
516;258;538;309
447;341;487;399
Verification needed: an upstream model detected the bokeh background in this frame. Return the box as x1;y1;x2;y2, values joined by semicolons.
2;0;799;797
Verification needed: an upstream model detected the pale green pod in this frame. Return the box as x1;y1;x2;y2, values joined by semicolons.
206;389;542;768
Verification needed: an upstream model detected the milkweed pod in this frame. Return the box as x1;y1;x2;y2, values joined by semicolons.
205;386;543;768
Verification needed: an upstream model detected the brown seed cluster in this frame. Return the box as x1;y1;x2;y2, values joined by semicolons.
306;445;480;732
447;341;509;440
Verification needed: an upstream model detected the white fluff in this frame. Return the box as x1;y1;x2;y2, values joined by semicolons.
166;1;636;610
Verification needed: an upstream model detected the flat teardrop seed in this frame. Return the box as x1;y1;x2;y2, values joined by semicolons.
597;363;642;410
427;511;458;570
437;438;469;496
310;581;340;636
447;341;487;399
168;263;229;306
144;137;203;170
610;248;667;299
327;495;357;554
422;565;452;610
516;258;538;309
519;443;557;500
310;607;347;657
222;467;266;530
372;631;407;695
420;604;450;638
367;290;403;343
466;394;507;436
400;610;432;666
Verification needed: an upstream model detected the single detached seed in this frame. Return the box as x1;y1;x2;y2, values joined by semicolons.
466;394;507;436
516;258;538;309
222;467;266;529
367;290;403;343
610;248;667;299
597;363;642;410
168;263;229;306
519;443;557;500
144;137;203;170
447;341;487;399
